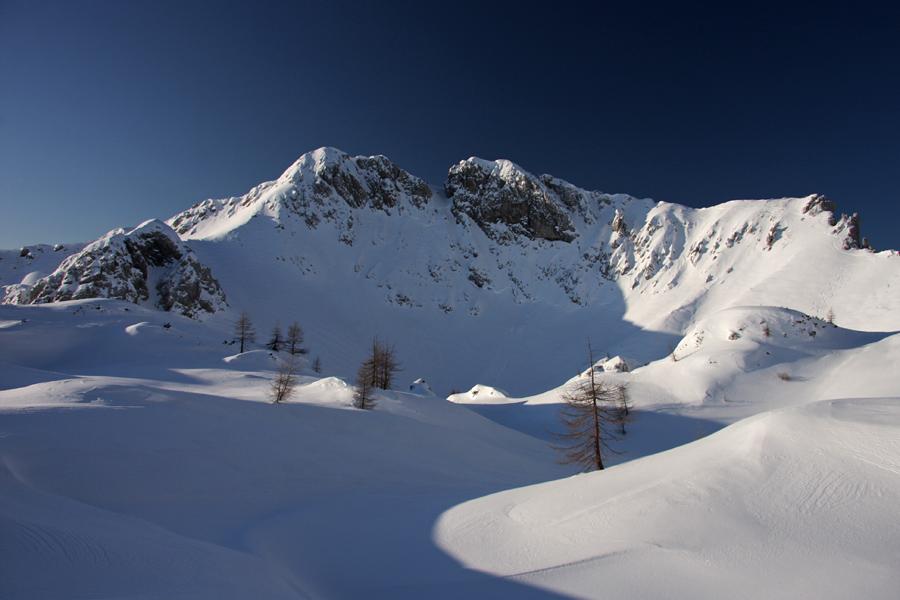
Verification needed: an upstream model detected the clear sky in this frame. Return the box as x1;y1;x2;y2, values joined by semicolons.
2;1;898;250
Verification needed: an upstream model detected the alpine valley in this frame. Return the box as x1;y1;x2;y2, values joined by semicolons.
2;148;899;599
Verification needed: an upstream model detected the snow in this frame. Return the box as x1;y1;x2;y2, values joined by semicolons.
2;148;899;598
2;296;898;598
435;398;900;599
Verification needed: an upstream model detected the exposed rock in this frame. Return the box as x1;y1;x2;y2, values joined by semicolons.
838;212;869;250
353;155;433;210
445;158;577;242
155;254;227;319
611;209;628;236
802;194;837;219
5;220;226;318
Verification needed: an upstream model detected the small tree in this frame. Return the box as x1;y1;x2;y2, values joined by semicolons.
551;340;628;472
233;310;256;353
360;335;403;390
286;322;309;355
615;384;634;435
374;337;402;390
267;322;283;352
353;358;377;410
311;355;322;373
270;355;299;403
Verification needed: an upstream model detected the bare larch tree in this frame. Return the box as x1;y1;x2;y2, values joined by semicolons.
286;322;309;356
233;310;256;354
270;355;299;403
353;358;377;410
551;340;631;472
267;322;283;352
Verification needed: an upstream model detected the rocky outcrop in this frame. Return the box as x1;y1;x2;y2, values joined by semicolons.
802;194;837;221
445;158;577;243
5;220;226;318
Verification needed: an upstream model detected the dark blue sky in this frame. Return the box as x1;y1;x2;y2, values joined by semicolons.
2;1;898;250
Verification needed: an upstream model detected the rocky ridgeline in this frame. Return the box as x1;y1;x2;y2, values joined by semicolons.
2;148;876;318
4;220;227;319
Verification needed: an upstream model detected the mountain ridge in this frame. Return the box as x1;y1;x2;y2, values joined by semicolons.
2;147;897;395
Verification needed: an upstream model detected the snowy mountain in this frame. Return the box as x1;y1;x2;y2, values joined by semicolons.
2;148;900;599
3;146;895;395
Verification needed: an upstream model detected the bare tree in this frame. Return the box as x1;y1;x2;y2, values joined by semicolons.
365;334;402;390
267;322;283;352
376;337;402;390
311;355;322;373
287;322;309;355
352;334;402;408
353;358;377;410
551;340;629;472
233;310;256;353
615;384;635;435
270;355;299;403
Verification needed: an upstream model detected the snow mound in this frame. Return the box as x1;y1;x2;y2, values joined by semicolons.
449;384;510;404
407;378;436;396
435;397;900;599
672;306;890;372
591;355;642;373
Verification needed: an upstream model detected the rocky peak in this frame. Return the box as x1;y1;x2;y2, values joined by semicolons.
5;220;227;319
170;148;434;237
445;158;577;243
284;147;433;212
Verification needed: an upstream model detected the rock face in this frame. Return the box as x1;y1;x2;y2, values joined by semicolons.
446;158;578;242
5;220;226;318
802;194;838;220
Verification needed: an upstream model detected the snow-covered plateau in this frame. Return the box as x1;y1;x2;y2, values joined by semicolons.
1;148;898;598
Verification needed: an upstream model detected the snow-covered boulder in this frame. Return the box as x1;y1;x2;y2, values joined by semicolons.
592;355;643;373
449;384;510;404
407;378;436;396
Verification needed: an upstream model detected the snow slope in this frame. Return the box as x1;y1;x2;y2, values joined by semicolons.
0;301;572;599
435;397;900;599
3;296;899;598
